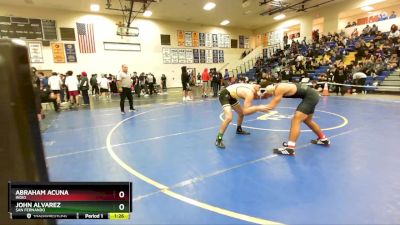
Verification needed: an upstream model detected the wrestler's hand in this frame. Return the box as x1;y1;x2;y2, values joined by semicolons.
257;105;270;113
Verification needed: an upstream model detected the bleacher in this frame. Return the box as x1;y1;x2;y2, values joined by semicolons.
253;26;400;90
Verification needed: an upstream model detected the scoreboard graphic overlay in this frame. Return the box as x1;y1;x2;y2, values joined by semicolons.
8;182;132;220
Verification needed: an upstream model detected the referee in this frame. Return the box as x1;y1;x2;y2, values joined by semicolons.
117;64;135;114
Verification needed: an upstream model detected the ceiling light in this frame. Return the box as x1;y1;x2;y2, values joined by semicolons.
361;6;374;11
203;2;216;11
363;0;385;5
90;4;100;12
143;10;152;17
220;20;230;26
274;14;286;20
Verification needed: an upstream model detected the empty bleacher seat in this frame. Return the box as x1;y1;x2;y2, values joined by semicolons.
380;71;390;77
376;76;385;82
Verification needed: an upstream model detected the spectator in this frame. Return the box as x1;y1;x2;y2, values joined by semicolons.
351;28;359;38
80;72;90;106
352;21;357;27
201;68;210;97
48;72;62;105
99;74;110;100
90;74;99;97
39;72;48;90
362;25;371;36
283;33;288;46
161;74;167;90
60;74;67;102
352;72;367;94
333;64;347;96
388;24;399;43
217;70;223;91
181;66;192;101
40;81;60;113
345;22;352;28
32;67;45;120
109;74;118;93
196;72;201;86
389;11;397;19
139;72;147;96
388;54;398;70
223;69;230;87
211;68;219;97
301;36;307;46
370;24;378;35
146;73;155;96
64;71;80;108
379;12;388;21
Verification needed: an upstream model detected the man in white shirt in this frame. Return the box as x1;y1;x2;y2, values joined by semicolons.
64;71;80;106
146;73;155;95
48;72;63;104
98;74;111;100
353;72;367;94
117;64;135;114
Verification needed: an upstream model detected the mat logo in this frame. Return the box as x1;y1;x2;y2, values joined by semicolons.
257;111;293;121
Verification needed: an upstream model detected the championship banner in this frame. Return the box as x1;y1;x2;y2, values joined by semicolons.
185;31;192;47
162;48;171;64
239;35;244;48
244;36;250;49
224;35;231;48
218;34;224;48
178;49;186;63
199;33;205;47
186;49;193;64
218;50;224;63
200;49;206;63
205;33;212;48
171;49;179;64
177;30;185;47
212;34;218;48
64;43;77;63
27;42;44;63
212;50;218;63
205;49;213;64
193;49;200;63
192;32;199;47
51;43;65;63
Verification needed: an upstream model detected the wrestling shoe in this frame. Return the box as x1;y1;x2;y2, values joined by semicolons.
273;142;295;156
236;130;251;135
215;139;225;149
311;138;330;145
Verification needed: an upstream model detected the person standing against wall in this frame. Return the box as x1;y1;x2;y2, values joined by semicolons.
202;68;210;98
223;69;230;87
161;74;167;91
181;66;193;101
117;64;135;114
211;68;219;97
90;74;99;97
283;33;288;47
80;72;90;105
147;73;155;96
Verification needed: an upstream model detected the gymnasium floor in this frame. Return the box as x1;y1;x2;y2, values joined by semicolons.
41;89;400;224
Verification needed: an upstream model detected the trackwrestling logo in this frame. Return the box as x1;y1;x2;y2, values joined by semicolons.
257;111;293;121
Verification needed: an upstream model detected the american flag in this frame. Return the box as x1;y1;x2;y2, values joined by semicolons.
76;23;96;53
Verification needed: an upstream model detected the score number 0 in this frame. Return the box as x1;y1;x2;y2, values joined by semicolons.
119;191;125;211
